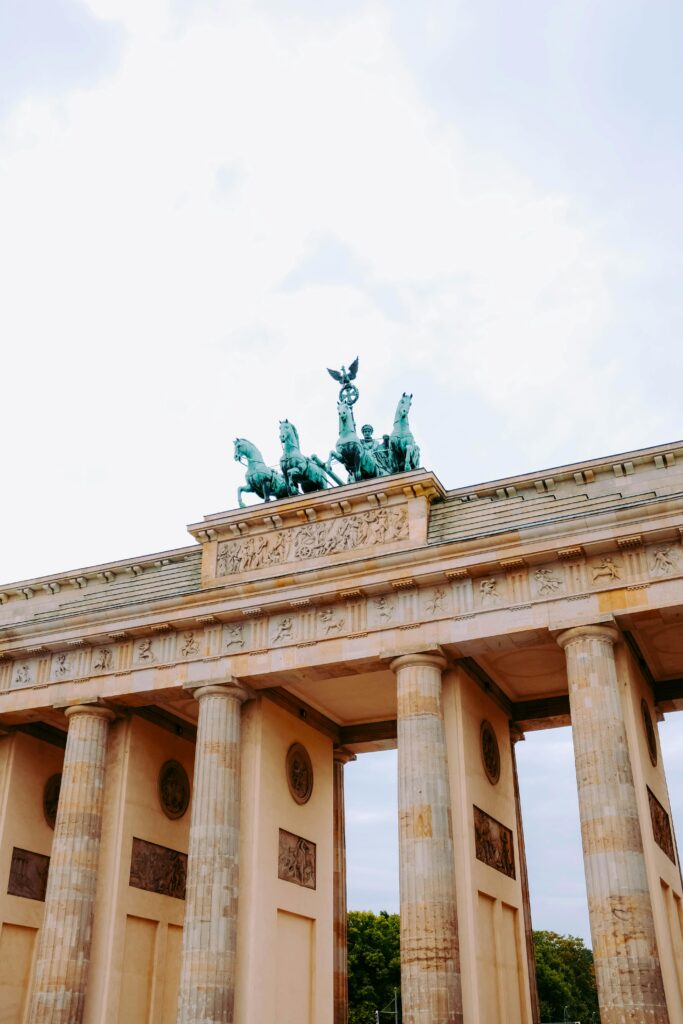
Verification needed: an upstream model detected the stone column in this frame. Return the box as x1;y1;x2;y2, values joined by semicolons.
28;703;115;1024
391;653;462;1024
333;746;356;1024
557;625;669;1024
177;681;250;1024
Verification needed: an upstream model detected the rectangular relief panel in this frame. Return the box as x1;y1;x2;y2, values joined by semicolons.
7;847;50;901
278;829;316;890
648;788;676;863
0;923;38;1023
129;837;187;900
473;807;516;879
276;910;314;1024
118;915;157;1024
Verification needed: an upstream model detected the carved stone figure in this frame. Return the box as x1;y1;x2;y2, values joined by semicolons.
181;632;200;657
234;437;289;509
480;578;499;606
535;567;563;595
319;608;345;634
286;743;313;804
54;653;71;678
374;595;395;621
137;638;155;662
278;828;316;889
652;547;676;576
15;664;32;686
93;648;112;671
473;806;515;878
272;617;294;644
426;588;446;614
224;624;245;649
592;557;621;582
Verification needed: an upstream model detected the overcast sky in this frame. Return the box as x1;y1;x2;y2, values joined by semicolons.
2;0;683;946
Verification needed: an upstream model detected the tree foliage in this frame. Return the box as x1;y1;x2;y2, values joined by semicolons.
533;930;599;1023
348;910;400;1024
348;913;599;1024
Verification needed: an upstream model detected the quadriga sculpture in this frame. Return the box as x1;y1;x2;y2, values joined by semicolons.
279;419;341;496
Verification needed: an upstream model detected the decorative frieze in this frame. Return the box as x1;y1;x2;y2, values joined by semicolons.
215;506;408;576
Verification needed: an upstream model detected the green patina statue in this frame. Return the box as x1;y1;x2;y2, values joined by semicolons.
232;360;421;505
234;438;289;508
279;419;342;495
326;399;390;483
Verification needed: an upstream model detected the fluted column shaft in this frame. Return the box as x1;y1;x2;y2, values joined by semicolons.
333;747;356;1024
177;681;249;1024
392;653;462;1024
28;704;115;1024
558;626;669;1024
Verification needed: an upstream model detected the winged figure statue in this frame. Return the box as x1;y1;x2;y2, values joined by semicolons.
327;356;360;405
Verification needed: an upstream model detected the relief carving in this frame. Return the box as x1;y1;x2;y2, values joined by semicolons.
54;653;72;678
216;506;408;576
425;587;447;614
129;837;187;899
480;721;501;785
374;596;395;621
14;664;32;686
272;617;295;644
647;787;676;864
319;608;345;634
8;847;50;901
479;579;500;606
278;828;316;889
286;743;313;805
224;624;245;649
651;547;677;577
158;760;190;820
641;700;658;767
474;806;515;878
180;632;200;657
534;567;563;595
592;557;621;583
137;639;155;663
93;648;112;671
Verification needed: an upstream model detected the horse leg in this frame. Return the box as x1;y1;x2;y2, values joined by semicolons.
237;485;249;508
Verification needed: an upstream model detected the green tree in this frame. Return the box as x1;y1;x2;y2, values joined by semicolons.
533;930;599;1023
348;910;401;1024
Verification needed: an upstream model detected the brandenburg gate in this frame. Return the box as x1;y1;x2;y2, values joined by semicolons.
0;367;682;1023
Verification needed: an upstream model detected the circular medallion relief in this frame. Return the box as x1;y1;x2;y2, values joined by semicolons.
641;699;658;767
158;760;190;820
480;720;501;785
43;773;62;830
286;743;313;805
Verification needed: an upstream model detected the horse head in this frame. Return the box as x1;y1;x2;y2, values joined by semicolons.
234;437;262;465
279;419;300;449
337;399;355;430
396;392;413;421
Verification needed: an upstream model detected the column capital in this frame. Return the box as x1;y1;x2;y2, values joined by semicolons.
188;679;252;704
333;746;357;766
63;702;116;723
556;623;620;650
390;651;447;673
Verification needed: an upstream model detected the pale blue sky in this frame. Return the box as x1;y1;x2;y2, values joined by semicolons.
1;0;682;945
